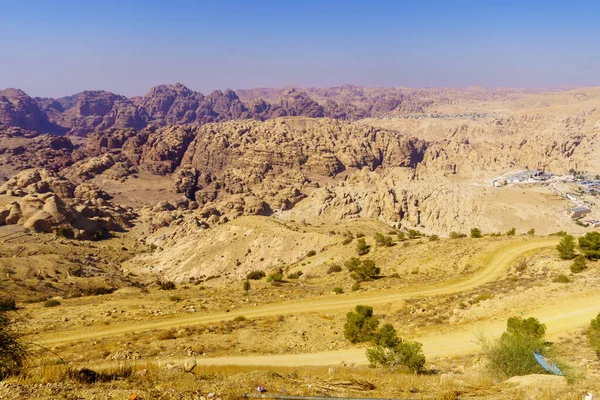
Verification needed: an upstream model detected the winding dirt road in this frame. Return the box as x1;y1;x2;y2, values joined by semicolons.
40;238;559;349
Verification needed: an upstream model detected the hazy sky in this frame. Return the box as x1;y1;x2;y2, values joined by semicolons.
1;0;599;97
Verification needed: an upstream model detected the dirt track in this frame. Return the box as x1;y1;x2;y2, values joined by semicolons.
39;238;558;347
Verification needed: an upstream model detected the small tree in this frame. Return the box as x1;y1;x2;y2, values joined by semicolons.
397;232;406;241
345;258;380;282
374;233;393;247
344;305;379;343
570;255;588;273
579;232;600;260
586;312;600;355
527;228;536;236
506;227;516;236
470;228;482;238
356;238;370;255
366;324;426;373
556;234;576;259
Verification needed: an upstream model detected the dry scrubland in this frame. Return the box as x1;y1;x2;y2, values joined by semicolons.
2;221;600;399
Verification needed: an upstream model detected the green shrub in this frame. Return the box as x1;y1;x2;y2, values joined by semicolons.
306;250;317;257
579;232;600;260
470;228;482;238
449;231;466;239
397;232;405;241
556;234;576;259
43;299;61;308
345;258;380;282
351;281;360;291
570;255;588;273
246;270;266;280
157;280;176;290
326;264;342;274
233;316;247;322
552;274;570;283
356;238;370;255
243;281;251;292
428;234;439;241
550;231;568;237
506;227;516;236
344;305;379;343
0;299;16;312
374;233;393;247
267;272;283;282
407;229;420;239
288;271;303;279
0;311;27;379
586;312;600;355
366;324;425;373
333;287;344;294
527;228;536;236
481;316;547;378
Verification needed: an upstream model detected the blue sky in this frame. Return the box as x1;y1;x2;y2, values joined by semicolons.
1;0;599;97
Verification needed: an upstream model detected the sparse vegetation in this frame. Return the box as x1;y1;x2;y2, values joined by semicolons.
374;232;393;247
481;316;547;378
267;272;284;283
527;228;536;236
344;305;379;343
428;234;439;241
243;280;251;292
553;274;570;283
0;310;27;379
396;231;405;241
407;229;420;239
570;255;588;273
306;250;317;257
557;234;577;259
246;270;266;280
333;287;344;294
288;271;303;279
0;298;16;312
341;237;353;245
156;280;176;290
366;324;426;373
506;227;516;236
356;238;370;255
351;281;360;291
470;228;482;238
449;231;466;239
43;299;61;308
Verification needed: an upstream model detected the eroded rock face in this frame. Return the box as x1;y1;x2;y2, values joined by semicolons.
0;89;60;133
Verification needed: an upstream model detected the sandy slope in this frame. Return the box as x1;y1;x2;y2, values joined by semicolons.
39;238;557;346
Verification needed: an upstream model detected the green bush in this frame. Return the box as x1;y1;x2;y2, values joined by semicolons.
552;274;570;283
43;299;61;308
345;258;380;282
326;264;342;274
344;305;379;343
0;311;27;379
306;250;317;257
267;272;283;282
333;287;344;294
397;232;405;241
470;228;482;238
527;228;536;236
374;233;394;247
246;270;266;280
556;234;576;259
481;316;547;378
351;281;360;291
506;227;516;236
243;281;251;292
429;234;439;241
356;238;370;255
449;231;466;239
0;299;16;312
366;324;425;373
579;232;600;260
288;271;303;279
570;255;588;273
407;229;420;239
157;280;176;290
586;312;600;355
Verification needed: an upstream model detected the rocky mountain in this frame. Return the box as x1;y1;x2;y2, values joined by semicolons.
0;89;62;133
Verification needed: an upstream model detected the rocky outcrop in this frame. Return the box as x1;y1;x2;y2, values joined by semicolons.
0;89;61;133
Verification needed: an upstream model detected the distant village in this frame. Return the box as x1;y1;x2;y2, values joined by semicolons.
492;168;600;228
